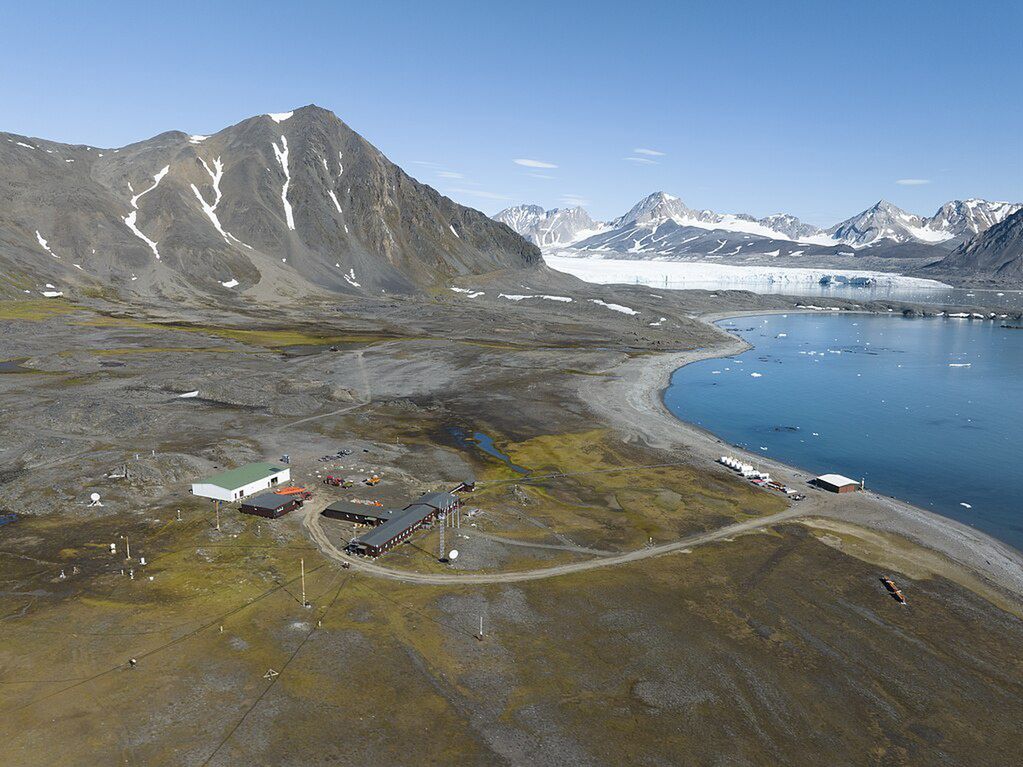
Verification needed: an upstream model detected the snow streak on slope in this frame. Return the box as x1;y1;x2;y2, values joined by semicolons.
271;136;296;230
123;165;170;259
35;231;59;259
328;191;342;213
190;157;252;248
267;111;294;123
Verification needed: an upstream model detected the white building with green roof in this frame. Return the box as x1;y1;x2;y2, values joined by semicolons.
190;462;291;502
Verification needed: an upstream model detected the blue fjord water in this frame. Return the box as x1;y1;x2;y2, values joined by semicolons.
664;314;1023;550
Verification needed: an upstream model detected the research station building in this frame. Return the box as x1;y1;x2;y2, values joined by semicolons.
191;463;291;502
347;491;459;558
239;492;304;519
811;474;861;494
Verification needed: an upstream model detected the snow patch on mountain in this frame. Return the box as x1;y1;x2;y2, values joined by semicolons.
123;165;170;259
271;136;296;230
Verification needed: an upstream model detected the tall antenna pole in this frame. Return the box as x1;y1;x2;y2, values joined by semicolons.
215;500;221;531
479;615;484;637
438;512;446;561
123;535;131;561
300;558;307;607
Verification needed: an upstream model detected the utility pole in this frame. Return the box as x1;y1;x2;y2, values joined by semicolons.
121;534;131;561
215;500;221;531
301;558;308;607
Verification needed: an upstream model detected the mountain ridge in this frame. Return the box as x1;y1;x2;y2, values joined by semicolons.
0;105;542;302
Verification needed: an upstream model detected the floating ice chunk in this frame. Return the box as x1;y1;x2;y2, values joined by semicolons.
960;502;972;509
948;363;971;368
750;372;763;378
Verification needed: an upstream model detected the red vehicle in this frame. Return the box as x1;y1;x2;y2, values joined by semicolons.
322;475;353;488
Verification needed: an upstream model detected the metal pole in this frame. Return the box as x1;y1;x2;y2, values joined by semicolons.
438;513;446;561
301;558;307;606
215;500;221;531
124;535;131;561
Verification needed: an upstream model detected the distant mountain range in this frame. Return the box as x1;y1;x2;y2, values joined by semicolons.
922;208;1023;283
0;105;540;301
495;193;1022;259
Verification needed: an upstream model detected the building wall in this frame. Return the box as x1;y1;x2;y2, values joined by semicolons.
191;469;291;502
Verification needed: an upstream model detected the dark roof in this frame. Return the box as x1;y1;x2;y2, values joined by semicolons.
408;491;457;512
324;501;394;521
354;504;437;548
240;492;294;511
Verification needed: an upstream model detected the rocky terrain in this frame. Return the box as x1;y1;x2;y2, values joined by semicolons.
920;208;1023;285
0;105;542;303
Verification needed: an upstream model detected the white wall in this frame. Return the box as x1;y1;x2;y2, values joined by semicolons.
191;468;291;502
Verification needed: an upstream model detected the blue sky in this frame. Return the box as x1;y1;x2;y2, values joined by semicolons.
3;0;1020;225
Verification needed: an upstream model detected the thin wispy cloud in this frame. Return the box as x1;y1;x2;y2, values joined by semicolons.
528;172;555;180
560;194;590;207
514;158;558;169
624;156;658;165
445;187;512;201
896;178;931;186
633;148;666;156
437;170;464;179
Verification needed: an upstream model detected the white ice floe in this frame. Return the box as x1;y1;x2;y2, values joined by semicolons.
589;298;639;315
499;293;572;302
220;278;239;289
123;165;170;259
271;136;296;230
960;502;972;509
267;111;294;123
449;225;460;238
35;231;60;259
750;372;763;378
948;363;972;368
178;391;200;398
328;190;342;213
190;157;252;248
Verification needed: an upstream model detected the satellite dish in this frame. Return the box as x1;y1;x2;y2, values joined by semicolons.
448;549;459;561
88;492;104;507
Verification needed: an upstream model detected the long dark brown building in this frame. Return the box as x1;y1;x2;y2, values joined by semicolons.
321;500;395;526
239;492;304;519
348;491;459;557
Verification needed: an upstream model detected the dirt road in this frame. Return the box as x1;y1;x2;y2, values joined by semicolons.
302;504;803;585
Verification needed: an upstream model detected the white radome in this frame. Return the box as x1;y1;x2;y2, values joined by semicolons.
448;549;459;561
90;492;101;502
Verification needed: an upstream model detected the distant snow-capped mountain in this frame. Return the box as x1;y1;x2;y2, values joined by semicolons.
608;192;825;242
924;199;1022;240
827;200;944;247
493;204;607;246
496;192;1022;260
828;199;1021;247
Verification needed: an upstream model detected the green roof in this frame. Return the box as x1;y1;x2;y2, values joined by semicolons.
202;463;288;491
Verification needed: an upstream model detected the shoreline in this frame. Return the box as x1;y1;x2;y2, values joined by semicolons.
579;308;1023;606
